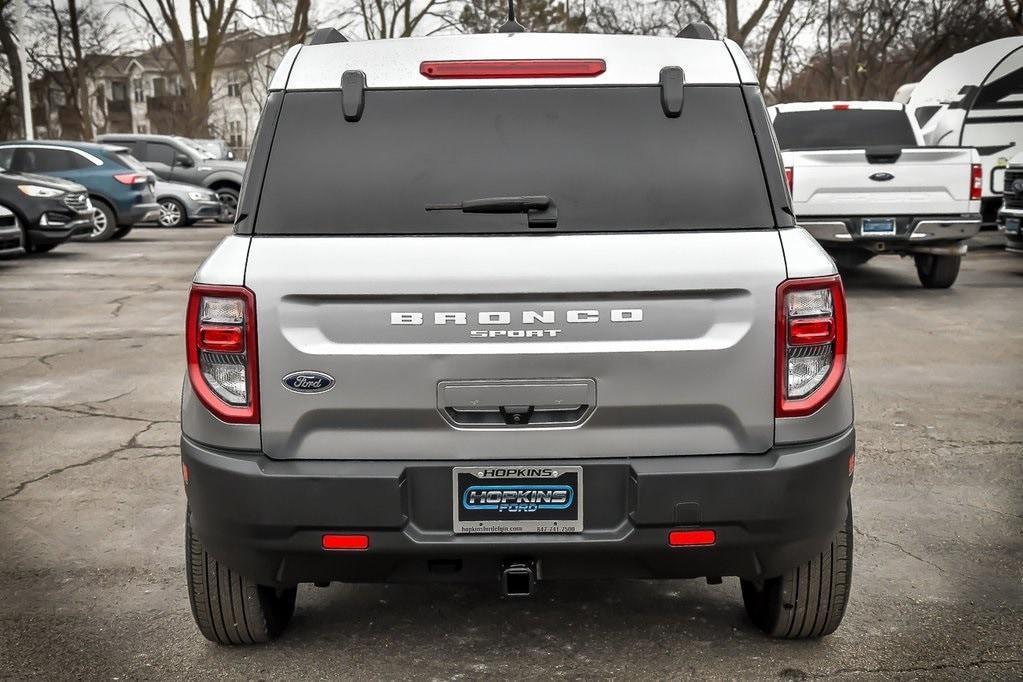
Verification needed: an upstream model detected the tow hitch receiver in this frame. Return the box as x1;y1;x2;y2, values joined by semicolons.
501;560;537;597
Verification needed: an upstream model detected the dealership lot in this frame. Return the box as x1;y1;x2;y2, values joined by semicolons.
0;226;1020;679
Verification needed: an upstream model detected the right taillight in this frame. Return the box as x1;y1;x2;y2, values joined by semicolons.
186;284;259;424
776;275;847;417
784;166;794;195
969;163;982;201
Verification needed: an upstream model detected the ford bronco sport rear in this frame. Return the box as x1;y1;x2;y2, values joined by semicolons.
180;29;855;644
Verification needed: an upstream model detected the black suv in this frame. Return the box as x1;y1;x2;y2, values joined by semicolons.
0;168;94;255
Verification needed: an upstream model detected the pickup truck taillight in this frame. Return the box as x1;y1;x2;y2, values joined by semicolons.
186;284;260;424
776;275;847;418
784;166;794;194
970;164;982;201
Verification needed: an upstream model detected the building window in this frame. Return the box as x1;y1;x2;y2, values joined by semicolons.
152;77;166;97
133;78;144;103
227;77;242;98
111;80;128;102
227;120;243;148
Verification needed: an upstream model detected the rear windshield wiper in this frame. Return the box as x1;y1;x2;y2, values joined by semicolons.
426;195;557;228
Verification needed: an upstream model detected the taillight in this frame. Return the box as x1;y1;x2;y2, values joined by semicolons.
776;275;847;417
832;103;850;110
784;166;794;194
970;164;982;201
420;59;606;79
113;172;148;185
186;284;259;424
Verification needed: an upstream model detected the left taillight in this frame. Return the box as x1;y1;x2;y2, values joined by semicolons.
776;275;847;418
784;166;794;195
113;172;149;185
186;284;259;424
969;164;982;201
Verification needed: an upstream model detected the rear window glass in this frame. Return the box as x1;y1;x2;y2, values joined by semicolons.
254;86;774;235
773;109;916;149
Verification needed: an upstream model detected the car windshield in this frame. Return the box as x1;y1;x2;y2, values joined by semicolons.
254;85;775;235
773;109;917;149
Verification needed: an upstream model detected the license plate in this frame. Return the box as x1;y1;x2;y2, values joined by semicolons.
453;465;582;534
861;217;897;235
1006;218;1021;234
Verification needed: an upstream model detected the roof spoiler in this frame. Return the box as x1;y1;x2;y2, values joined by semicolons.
676;22;716;40
307;27;348;45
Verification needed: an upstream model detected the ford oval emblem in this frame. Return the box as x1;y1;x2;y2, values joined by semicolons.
869;172;895;182
282;371;335;394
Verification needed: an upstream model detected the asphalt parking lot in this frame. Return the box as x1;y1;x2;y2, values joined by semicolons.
0;226;1020;680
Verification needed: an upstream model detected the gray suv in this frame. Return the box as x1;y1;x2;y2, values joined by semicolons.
181;28;856;645
96;133;244;222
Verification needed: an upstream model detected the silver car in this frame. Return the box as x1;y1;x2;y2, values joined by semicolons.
181;28;855;644
149;180;222;227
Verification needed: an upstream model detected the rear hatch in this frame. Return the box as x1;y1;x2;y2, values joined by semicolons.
244;57;786;461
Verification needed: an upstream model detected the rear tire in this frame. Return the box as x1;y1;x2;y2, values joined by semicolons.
186;511;297;644
111;226;132;240
914;254;961;289
26;243;57;253
740;497;852;639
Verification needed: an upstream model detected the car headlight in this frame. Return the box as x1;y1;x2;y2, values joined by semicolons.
18;185;65;198
188;191;212;200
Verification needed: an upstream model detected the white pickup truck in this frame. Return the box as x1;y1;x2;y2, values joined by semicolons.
769;101;982;288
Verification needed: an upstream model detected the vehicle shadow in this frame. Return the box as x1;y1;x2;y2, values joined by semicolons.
280;578;755;650
837;263;924;292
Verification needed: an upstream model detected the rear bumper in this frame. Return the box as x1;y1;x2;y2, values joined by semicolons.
182;428;855;587
0;221;22;257
800;215;981;252
120;202;161;227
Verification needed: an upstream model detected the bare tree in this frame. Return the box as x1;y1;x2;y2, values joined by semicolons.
345;0;460;39
1005;0;1023;33
128;0;241;137
0;0;29;137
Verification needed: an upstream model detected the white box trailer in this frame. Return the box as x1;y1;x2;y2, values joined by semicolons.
906;37;1023;224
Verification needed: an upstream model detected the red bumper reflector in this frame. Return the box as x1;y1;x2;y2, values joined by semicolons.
789;317;835;345
669;529;716;547
832;103;850;110
322;534;369;550
420;59;606;79
198;324;244;352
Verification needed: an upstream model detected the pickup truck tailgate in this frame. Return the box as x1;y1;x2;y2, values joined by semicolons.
786;148;976;216
245;231;785;461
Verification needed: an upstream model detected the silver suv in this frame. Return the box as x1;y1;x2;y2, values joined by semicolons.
180;27;855;644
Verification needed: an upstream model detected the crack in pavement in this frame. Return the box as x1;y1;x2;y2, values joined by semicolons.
812;656;1023;677
853;526;968;580
0;420;177;502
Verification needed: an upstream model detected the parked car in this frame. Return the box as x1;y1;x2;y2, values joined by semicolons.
187;138;235;161
0;205;22;257
997;152;1023;253
146;180;223;227
0;164;94;255
0;141;159;242
769;101;982;288
905;37;1023;225
182;28;856;644
96;133;245;222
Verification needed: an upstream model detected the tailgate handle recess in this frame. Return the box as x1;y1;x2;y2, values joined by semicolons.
438;379;596;428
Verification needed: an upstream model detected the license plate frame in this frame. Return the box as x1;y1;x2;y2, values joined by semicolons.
452;465;583;534
861;217;897;236
1006;217;1020;235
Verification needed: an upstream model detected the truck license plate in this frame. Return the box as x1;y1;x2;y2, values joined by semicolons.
453;465;582;534
861;217;897;235
1006;218;1020;235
